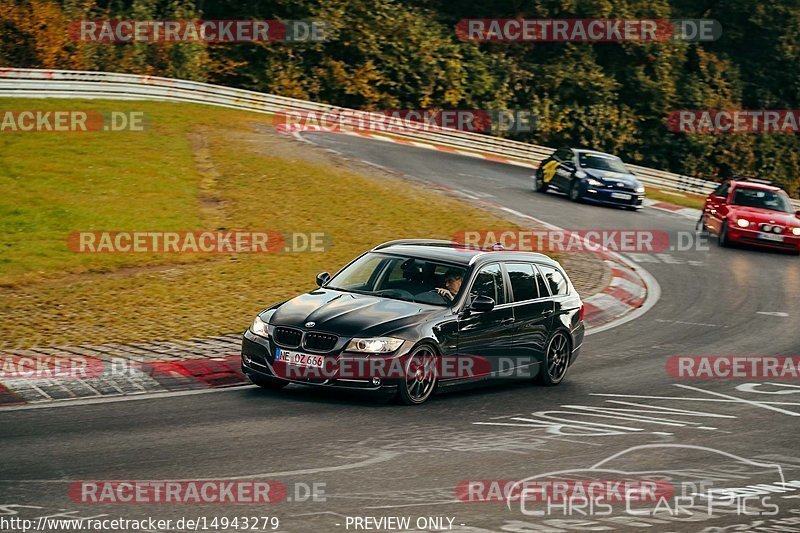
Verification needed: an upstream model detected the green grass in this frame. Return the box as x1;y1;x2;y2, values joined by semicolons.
0;98;530;348
645;186;706;210
0;99;212;284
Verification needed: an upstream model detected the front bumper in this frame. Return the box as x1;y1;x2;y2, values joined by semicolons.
241;329;398;392
727;227;800;252
583;187;644;208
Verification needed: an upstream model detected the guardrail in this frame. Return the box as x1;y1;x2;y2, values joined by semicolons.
1;68;797;208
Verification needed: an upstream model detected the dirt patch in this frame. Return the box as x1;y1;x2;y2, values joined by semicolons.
190;128;228;229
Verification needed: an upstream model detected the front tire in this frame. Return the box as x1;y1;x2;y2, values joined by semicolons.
534;169;547;192
396;344;438;405
537;331;571;386
719;220;730;247
568;180;582;202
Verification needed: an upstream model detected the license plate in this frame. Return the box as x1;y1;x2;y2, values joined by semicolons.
611;192;632;200
275;349;325;368
757;232;784;242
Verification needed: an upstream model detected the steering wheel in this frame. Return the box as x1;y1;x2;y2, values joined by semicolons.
426;289;452;302
375;289;416;301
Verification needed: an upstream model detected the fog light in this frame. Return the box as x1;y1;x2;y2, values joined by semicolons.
372;377;381;386
737;218;750;228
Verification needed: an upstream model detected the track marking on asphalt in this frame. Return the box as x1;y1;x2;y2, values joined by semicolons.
757;311;789;317
674;384;800;417
655;318;726;328
594;393;800;406
473;398;732;438
0;450;401;484
0;385;248;412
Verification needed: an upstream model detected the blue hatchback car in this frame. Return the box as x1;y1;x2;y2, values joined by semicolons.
534;148;645;210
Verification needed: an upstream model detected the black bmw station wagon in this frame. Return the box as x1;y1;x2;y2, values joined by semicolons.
241;240;585;405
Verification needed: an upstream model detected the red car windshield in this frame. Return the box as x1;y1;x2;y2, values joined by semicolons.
731;187;793;213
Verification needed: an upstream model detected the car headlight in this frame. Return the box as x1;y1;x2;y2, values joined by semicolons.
635;185;645;193
587;178;604;187
792;227;800;236
346;337;404;353
737;218;750;228
251;315;269;338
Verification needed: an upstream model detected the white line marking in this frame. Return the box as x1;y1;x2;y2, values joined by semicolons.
674;384;800;417
591;393;800;406
0;385;249;412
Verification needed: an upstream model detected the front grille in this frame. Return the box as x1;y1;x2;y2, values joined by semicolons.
304;332;338;352
274;327;303;348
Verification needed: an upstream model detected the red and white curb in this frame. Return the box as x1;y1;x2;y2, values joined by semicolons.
644;198;702;220
0;337;247;408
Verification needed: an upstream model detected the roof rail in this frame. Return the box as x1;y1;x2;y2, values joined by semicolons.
371;239;462;251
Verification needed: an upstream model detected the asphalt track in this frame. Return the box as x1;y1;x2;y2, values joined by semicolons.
1;133;799;533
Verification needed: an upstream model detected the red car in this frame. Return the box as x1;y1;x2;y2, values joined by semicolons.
702;178;800;253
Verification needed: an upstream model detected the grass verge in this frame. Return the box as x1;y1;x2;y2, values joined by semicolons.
645;186;706;210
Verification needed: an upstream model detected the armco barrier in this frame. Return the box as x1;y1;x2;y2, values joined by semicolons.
1;68;797;208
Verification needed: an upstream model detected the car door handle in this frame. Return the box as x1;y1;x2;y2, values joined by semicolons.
501;317;515;325
541;309;554;316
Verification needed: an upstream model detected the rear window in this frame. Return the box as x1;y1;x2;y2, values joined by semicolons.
506;263;538;302
538;265;569;296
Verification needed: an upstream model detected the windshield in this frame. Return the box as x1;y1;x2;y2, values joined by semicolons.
326;252;467;306
731;187;793;213
579;152;629;173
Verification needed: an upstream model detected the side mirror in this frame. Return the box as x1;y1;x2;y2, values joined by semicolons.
316;271;330;287
469;295;495;313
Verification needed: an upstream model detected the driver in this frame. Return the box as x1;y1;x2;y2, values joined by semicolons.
436;270;463;302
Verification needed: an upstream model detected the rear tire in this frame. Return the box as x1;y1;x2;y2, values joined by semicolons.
537;331;571;386
248;374;288;390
